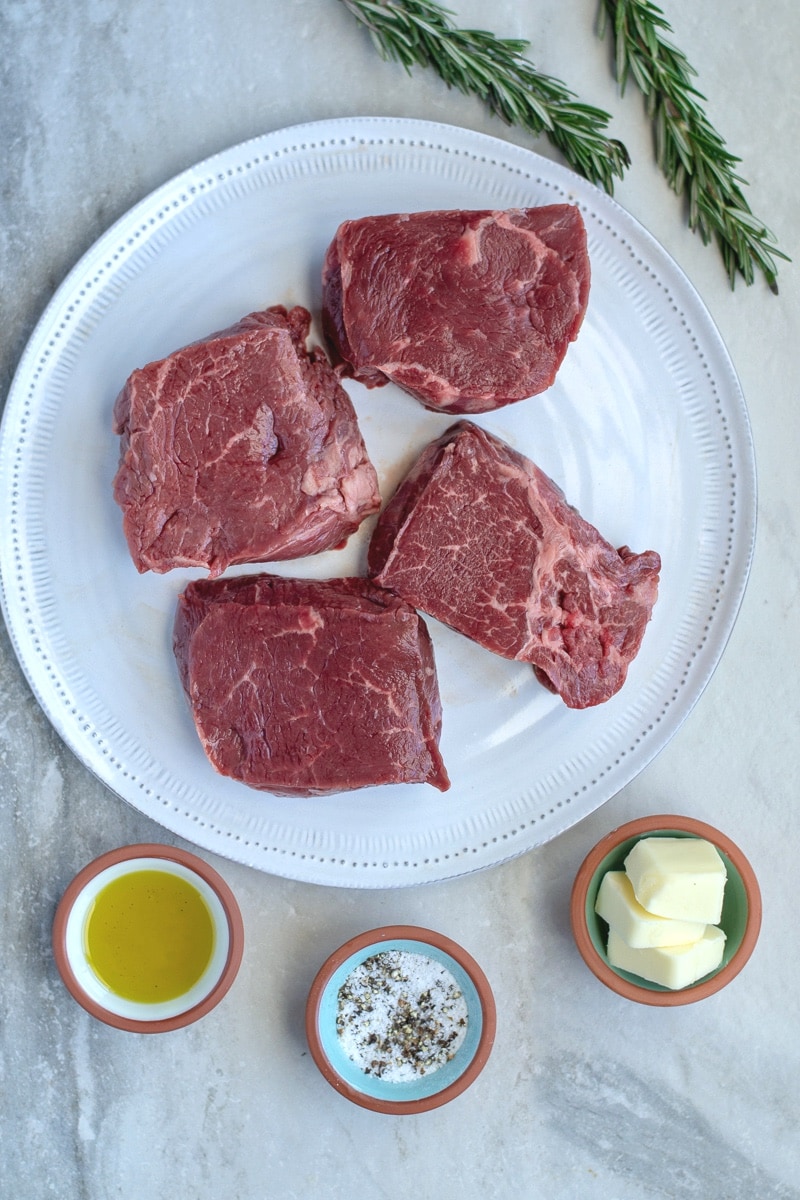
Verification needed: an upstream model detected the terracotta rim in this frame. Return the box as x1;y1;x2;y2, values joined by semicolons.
570;814;762;1006
52;843;245;1032
305;925;497;1114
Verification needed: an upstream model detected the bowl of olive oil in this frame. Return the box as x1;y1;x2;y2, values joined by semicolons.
53;844;244;1031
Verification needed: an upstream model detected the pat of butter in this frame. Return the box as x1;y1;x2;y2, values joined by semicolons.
623;836;727;924
595;871;707;949
607;925;727;990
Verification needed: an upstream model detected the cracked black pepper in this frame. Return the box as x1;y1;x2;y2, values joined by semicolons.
336;949;469;1081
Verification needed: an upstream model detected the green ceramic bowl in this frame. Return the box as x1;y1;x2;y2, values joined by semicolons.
570;815;761;1006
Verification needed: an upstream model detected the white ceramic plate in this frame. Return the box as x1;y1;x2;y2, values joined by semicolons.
0;118;755;887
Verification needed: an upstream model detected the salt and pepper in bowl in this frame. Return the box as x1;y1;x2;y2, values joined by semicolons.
305;925;497;1113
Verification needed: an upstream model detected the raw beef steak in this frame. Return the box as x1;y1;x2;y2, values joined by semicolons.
113;306;381;576
322;206;590;414
173;574;450;796
368;422;661;709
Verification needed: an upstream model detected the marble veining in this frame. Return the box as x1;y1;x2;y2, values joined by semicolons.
539;1053;799;1200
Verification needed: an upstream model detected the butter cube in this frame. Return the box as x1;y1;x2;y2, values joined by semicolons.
595;871;706;948
623;837;727;923
607;925;727;990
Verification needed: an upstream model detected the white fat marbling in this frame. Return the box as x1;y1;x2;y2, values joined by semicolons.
2;1;800;1197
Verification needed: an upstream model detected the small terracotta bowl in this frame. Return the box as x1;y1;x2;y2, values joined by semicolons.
570;815;761;1006
305;925;496;1114
52;844;244;1032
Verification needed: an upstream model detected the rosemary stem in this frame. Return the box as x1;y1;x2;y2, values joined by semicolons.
598;0;788;291
338;0;787;290
339;0;630;193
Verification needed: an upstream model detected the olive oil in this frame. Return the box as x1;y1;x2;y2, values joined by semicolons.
85;869;215;1003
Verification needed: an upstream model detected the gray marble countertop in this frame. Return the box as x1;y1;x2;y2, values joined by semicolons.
2;2;799;1197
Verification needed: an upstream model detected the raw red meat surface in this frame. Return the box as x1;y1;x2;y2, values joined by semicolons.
368;422;661;709
323;206;590;414
113;306;380;576
173;574;450;796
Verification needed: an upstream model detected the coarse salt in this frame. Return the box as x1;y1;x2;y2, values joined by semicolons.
336;949;469;1082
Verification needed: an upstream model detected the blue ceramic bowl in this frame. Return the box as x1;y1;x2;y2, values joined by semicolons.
305;926;496;1113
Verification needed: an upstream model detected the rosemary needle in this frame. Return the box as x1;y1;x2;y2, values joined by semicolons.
598;0;788;291
339;0;630;193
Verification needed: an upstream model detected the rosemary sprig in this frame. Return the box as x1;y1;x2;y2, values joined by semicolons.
598;0;788;291
339;0;630;193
